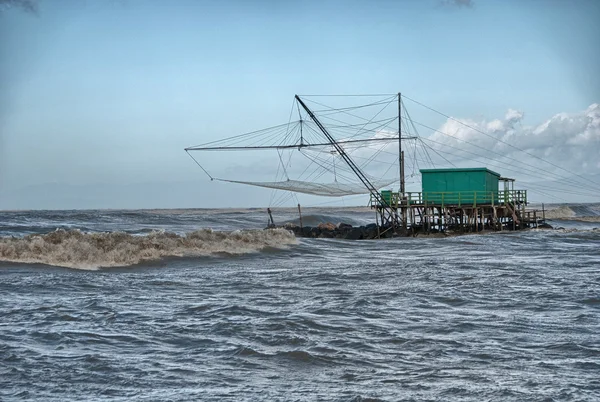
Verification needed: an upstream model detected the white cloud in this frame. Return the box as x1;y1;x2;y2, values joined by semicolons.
422;103;600;200
428;103;600;173
318;103;600;200
505;109;524;123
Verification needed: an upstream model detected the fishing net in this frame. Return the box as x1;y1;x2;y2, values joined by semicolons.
216;178;396;197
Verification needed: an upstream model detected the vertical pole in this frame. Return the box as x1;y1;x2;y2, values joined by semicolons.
267;208;275;227
398;92;404;196
542;203;545;222
398;92;406;233
481;208;484;231
493;206;498;230
297;204;303;229
401;150;406;231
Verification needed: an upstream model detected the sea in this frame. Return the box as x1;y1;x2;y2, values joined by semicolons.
1;204;599;401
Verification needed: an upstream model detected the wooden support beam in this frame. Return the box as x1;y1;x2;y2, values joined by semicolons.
493;206;499;231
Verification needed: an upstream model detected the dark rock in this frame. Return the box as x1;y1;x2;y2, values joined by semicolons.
345;227;364;240
337;222;353;230
364;226;379;239
318;222;336;231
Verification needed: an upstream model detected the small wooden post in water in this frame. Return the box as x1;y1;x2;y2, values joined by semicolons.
267;208;275;227
297;204;303;229
542;203;546;222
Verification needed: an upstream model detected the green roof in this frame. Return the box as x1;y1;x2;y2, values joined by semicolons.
419;167;500;177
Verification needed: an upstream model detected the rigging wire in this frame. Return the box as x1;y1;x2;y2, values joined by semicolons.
277;149;290;180
419;138;456;168
418;139;600;198
402;94;600;190
186;93;598;207
186;122;295;149
310;98;398;114
410;119;600;193
301;95;397;131
270;98;298;207
298;93;396;97
420;136;599;195
349;95;398;139
185;150;214;181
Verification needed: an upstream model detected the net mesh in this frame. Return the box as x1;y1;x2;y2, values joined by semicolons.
217;178;396;197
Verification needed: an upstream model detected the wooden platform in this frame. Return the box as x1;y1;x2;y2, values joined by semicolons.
370;190;548;235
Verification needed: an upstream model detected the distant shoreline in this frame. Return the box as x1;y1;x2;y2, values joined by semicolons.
0;205;371;214
0;203;598;219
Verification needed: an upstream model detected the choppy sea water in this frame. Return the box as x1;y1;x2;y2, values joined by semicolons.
1;205;599;401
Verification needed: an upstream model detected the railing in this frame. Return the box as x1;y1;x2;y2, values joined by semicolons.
371;190;527;208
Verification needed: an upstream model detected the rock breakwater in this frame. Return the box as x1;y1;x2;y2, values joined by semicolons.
279;222;391;240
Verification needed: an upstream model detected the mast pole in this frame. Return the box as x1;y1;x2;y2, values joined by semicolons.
398;92;404;195
399;92;406;231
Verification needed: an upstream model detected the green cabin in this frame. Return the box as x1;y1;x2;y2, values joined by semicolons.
420;167;500;205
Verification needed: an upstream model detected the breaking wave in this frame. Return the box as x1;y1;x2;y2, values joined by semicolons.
544;206;576;219
0;228;296;270
543;204;600;220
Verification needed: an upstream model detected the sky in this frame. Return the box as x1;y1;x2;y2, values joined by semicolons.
0;0;599;209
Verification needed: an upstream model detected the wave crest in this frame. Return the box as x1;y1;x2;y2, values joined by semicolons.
544;206;576;219
544;205;600;220
0;228;296;270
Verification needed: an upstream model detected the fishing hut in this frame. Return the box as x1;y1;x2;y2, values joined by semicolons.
186;91;548;239
372;167;543;235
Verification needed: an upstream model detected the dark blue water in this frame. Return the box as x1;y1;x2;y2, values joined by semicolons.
1;207;599;401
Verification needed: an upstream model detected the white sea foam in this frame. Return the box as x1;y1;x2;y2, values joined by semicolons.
543;205;600;220
543;206;577;219
0;228;296;270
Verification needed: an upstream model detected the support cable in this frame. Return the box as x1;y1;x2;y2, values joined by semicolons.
411;119;600;192
185;150;214;181
295;95;394;213
403;94;600;190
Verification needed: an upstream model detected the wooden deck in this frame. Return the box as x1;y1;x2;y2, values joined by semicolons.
370;190;547;235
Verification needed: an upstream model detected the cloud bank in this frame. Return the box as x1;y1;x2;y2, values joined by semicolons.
422;103;600;200
324;101;600;202
428;103;599;171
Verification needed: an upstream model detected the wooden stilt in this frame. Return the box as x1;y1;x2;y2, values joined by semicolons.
493;206;498;230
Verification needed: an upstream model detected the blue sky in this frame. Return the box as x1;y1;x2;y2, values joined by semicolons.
0;0;598;209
